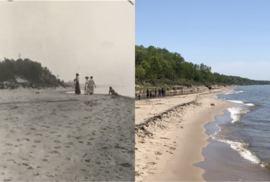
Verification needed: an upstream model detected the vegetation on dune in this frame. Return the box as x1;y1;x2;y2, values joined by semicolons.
0;58;66;89
135;45;270;86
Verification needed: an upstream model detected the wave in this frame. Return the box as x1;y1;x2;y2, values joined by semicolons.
227;106;250;123
223;91;244;95
227;100;244;104
211;137;269;168
245;103;255;106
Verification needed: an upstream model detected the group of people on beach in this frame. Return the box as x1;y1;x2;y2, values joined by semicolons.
74;73;118;96
137;88;166;100
74;73;96;95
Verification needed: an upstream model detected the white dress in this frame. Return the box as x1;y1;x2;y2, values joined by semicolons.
85;80;89;94
88;79;95;94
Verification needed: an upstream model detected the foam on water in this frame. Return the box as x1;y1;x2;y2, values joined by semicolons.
212;137;268;168
227;100;244;104
201;86;270;180
245;103;255;106
227;106;249;123
213;88;267;167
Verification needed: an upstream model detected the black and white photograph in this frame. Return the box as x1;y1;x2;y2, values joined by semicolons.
0;0;135;181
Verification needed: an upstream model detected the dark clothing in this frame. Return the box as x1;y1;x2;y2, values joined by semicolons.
75;80;81;94
146;89;149;97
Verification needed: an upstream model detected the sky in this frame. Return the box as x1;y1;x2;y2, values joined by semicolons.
0;0;135;86
136;0;270;81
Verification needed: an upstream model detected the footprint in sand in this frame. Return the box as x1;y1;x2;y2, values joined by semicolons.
66;157;71;161
3;152;12;155
49;151;60;155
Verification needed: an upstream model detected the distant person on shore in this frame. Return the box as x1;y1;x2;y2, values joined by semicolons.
88;76;96;95
161;88;164;98
155;89;157;98
109;86;118;96
84;76;89;95
146;89;149;98
164;88;166;97
138;94;141;100
74;73;81;95
158;88;161;97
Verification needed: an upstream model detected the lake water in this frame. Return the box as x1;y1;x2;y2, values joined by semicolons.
195;85;270;181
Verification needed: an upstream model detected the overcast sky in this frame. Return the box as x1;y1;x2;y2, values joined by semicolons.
0;1;135;85
136;0;270;81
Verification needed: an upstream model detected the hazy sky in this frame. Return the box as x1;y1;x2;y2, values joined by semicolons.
136;0;270;81
0;0;135;85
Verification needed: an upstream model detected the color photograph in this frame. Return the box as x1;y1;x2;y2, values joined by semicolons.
135;0;270;181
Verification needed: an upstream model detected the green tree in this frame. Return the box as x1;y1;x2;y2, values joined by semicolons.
136;66;146;81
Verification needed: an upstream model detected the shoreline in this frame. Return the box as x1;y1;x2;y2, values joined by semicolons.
135;88;236;181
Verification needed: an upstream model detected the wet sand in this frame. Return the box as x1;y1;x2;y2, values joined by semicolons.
0;89;134;181
135;88;235;181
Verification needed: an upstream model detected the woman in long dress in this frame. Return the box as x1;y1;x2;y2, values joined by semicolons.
74;73;81;94
88;76;96;95
84;76;89;95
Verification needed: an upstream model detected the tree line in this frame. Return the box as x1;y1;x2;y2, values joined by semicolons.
135;45;270;86
0;58;65;88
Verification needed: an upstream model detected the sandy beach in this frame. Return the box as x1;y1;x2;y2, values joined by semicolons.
135;88;236;181
0;88;134;181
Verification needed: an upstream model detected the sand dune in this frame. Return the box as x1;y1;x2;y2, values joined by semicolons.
0;89;134;181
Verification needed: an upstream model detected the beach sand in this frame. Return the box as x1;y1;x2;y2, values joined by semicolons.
135;89;236;181
0;89;134;181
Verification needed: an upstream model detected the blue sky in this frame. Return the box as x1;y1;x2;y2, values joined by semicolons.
136;0;270;80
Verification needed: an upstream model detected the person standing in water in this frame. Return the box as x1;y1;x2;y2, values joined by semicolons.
88;76;96;95
74;73;81;95
84;76;89;95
